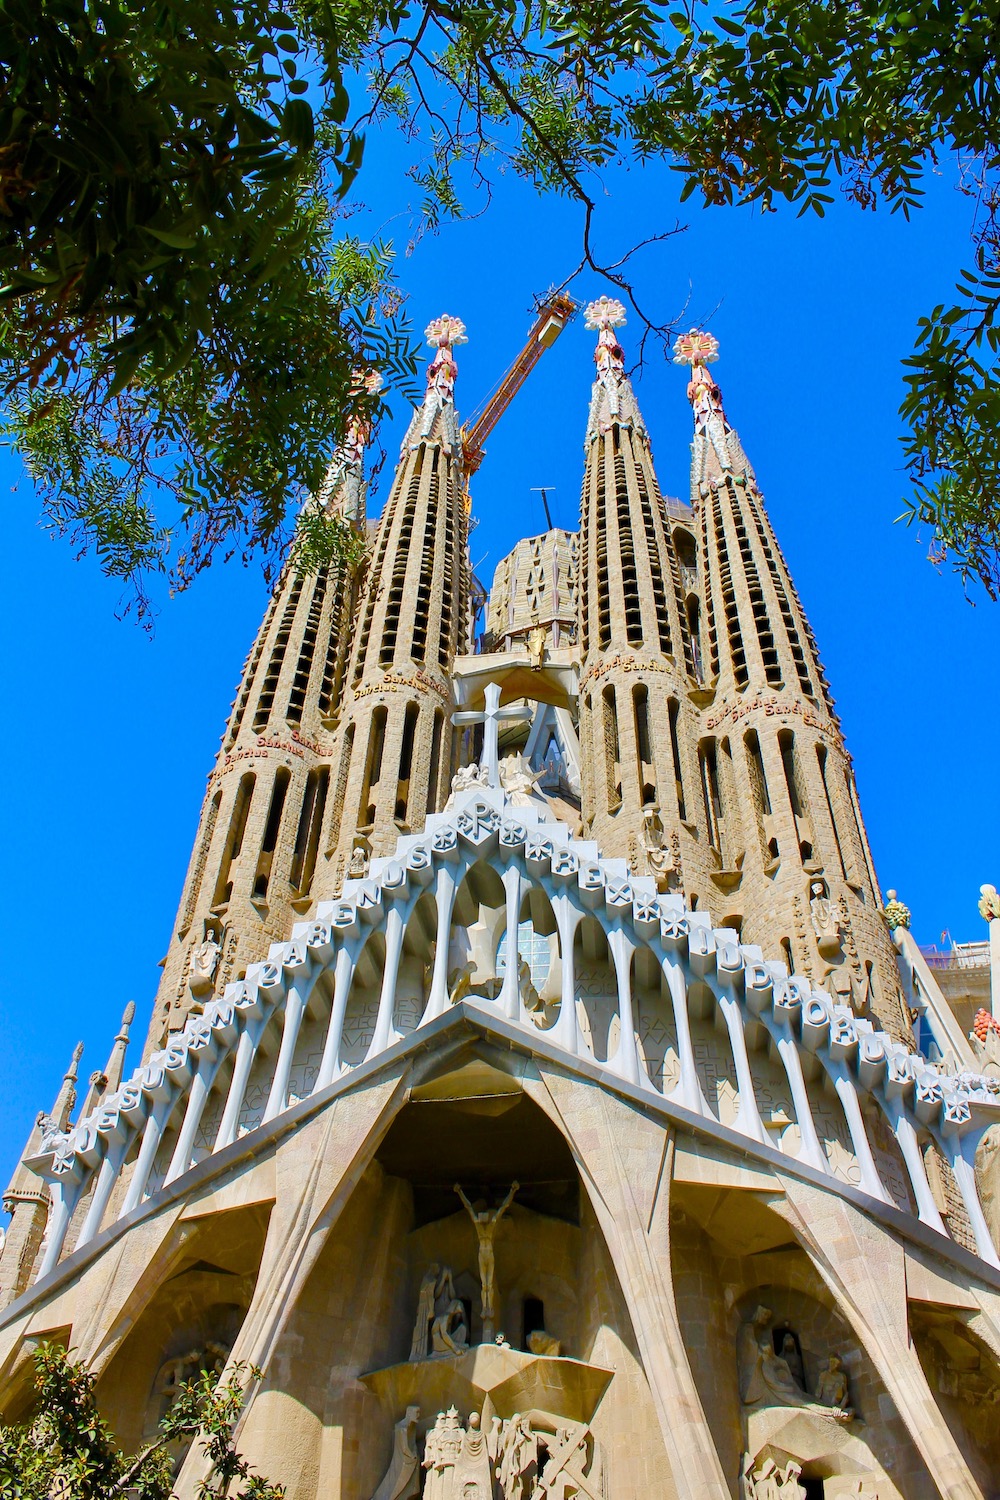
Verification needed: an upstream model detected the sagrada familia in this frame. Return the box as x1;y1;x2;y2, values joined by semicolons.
2;296;1000;1500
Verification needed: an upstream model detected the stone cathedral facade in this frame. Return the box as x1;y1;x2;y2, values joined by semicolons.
2;300;1000;1500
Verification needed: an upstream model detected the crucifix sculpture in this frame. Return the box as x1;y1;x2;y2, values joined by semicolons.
452;681;532;789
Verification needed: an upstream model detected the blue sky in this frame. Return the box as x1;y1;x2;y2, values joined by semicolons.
0;131;996;1195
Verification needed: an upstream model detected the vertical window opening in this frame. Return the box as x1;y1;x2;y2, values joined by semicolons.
252;767;291;898
632;684;655;805
745;728;775;863
427;708;445;816
291;767;329;896
395;702;420;823
522;1296;546;1351
816;744;846;878
360;706;388;828
668;698;686;821
699;739;726;859
212;773;255;907
180;790;221;936
603;685;622;813
326;723;355;855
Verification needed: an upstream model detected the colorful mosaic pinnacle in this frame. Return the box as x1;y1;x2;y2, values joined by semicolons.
583;294;627;330
425;313;468;350
673;327;721;367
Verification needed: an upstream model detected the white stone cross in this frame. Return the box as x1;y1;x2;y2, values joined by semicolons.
452;682;532;789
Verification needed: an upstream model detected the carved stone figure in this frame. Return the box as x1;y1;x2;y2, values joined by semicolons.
370;1404;421;1500
449;961;476;1006
738;1306;774;1403
445;763;489;808
741;1454;807;1500
189;934;221;996
348;844;370;879
738;1306;851;1421
431;1298;469;1357
538;1423;604;1500
498;1412;536;1499
527;1329;561;1357
410;1263;442;1361
778;1331;805;1389
816;1354;853;1416
518;956;543;1014
809;879;843;958
454;1181;519;1329
527;624;546;669
452;1411;493;1499
499;754;542;807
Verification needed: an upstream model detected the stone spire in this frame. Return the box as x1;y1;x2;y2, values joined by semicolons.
318;315;473;887
0;1041;82;1307
145;383;377;1052
576;298;703;890
79;1001;135;1119
675;331;910;1039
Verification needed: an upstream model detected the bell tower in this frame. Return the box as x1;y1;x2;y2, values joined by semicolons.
675;330;909;1039
576;297;704;893
318;315;474;886
146;393;373;1049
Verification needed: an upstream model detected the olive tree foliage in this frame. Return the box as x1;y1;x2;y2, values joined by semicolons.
3;0;1000;603
0;1342;282;1499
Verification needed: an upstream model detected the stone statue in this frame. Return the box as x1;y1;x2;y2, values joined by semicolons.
452;1410;493;1499
189;933;221;996
738;1306;851;1422
431;1298;469;1357
370;1404;421;1500
445;763;488;808
741;1454;807;1500
410;1263;443;1361
778;1331;805;1389
816;1354;853;1416
454;1181;519;1329
499;754;541;807
527;1329;561;1357
348;844;370;879
517;955;543;1014
809;879;842;957
449;960;476;1006
498;1412;536;1499
527;625;546;669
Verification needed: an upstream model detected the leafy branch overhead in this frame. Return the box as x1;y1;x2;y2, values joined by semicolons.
2;0;1000;602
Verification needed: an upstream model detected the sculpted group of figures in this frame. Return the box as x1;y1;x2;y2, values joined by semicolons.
411;1184;523;1353
372;1404;605;1500
738;1306;853;1420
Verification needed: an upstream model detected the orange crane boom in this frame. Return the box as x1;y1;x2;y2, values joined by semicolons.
462;291;578;476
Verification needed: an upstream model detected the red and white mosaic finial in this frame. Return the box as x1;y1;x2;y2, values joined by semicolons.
585;296;628;413
584;296;627;332
424;314;468;407
672;328;720;369
674;327;725;435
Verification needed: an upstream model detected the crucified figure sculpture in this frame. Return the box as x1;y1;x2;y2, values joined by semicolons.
454;1181;519;1329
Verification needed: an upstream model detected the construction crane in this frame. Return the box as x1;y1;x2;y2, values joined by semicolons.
462;290;579;476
